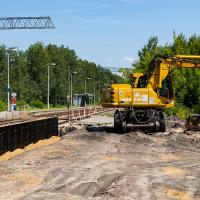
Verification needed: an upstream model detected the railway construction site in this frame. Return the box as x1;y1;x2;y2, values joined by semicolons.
0;110;199;200
1;2;200;199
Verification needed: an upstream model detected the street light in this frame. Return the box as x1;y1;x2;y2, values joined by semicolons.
47;63;56;109
70;71;77;107
93;81;96;106
6;47;18;112
84;77;91;107
85;77;91;94
96;82;101;105
93;80;99;106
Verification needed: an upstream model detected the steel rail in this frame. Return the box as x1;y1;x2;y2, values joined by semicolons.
0;107;114;126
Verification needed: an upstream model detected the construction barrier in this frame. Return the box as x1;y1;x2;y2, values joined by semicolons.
0;117;58;156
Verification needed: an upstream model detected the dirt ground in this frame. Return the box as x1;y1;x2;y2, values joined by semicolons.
0;114;200;200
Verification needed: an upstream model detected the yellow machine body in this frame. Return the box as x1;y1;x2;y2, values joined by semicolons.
100;55;200;133
101;85;174;108
101;55;200;109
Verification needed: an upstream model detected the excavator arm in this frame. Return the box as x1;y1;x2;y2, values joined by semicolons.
146;55;200;89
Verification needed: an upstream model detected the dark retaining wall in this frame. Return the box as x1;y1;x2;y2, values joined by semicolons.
0;117;58;156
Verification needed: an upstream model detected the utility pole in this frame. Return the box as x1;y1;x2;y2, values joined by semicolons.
99;82;101;104
94;82;96;106
47;64;50;109
70;73;73;107
96;82;101;105
7;53;10;112
70;71;77;107
68;66;71;107
85;79;86;94
47;63;56;109
85;77;91;94
1;16;55;111
6;47;18;112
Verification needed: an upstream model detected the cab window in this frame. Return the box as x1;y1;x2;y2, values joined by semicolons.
137;76;147;88
160;76;173;99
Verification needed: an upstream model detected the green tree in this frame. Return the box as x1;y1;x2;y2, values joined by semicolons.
134;33;200;113
0;42;123;107
26;42;51;102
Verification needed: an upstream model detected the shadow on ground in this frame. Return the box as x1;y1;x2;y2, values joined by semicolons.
85;125;157;135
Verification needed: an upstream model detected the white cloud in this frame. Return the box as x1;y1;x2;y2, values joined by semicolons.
124;56;135;63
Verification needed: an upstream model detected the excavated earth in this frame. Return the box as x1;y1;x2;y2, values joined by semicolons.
0;114;199;200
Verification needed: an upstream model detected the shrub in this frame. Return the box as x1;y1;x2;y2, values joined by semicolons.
17;101;28;107
0;101;6;111
192;104;200;114
164;103;189;119
30;100;45;109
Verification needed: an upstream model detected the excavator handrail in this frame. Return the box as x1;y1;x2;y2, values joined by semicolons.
176;55;200;59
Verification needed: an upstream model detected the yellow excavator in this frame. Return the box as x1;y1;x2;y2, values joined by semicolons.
101;55;200;132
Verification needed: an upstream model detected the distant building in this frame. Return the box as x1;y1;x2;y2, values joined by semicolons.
73;93;93;107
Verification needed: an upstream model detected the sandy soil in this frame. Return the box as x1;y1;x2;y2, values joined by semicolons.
0;114;199;200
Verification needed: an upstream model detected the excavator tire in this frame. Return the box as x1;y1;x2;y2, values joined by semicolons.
114;110;127;133
159;112;167;132
114;111;121;132
122;121;127;133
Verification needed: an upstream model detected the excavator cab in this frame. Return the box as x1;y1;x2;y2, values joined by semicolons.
129;73;144;88
129;72;174;99
137;76;147;88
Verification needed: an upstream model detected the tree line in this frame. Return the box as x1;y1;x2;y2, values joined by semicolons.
132;33;200;116
0;42;123;108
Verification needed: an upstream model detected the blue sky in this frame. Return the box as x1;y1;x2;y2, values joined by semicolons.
0;0;200;67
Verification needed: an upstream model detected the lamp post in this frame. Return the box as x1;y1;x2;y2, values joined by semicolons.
70;71;77;107
47;63;56;109
6;47;18;112
93;81;96;106
67;66;71;108
96;82;101;105
84;77;91;107
85;77;91;94
93;81;99;106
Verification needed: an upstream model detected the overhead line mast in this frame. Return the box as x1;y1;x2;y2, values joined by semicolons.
0;17;55;30
104;67;133;73
0;16;55;111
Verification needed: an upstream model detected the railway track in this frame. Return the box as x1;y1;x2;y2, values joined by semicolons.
58;107;114;125
0;107;114;127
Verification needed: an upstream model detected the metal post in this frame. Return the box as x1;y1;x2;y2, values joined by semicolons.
68;66;71;107
96;82;101;105
70;73;73;107
94;82;96;106
7;53;10;112
85;79;87;94
47;65;50;109
47;63;56;109
99;82;101;105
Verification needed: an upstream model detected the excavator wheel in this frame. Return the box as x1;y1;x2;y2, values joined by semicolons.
114;110;127;133
121;121;127;133
159;112;167;132
114;111;121;132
